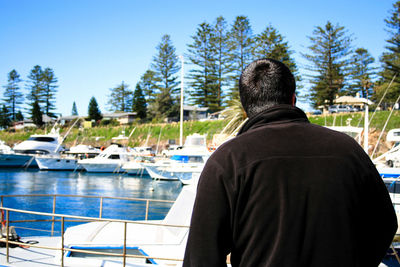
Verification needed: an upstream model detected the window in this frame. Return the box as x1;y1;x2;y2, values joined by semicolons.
28;137;56;142
108;154;120;159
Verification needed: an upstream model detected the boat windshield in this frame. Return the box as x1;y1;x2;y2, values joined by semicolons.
28;137;56;142
185;136;205;146
171;155;204;163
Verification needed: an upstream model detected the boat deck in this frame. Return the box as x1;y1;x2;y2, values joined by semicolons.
0;236;61;267
0;236;158;267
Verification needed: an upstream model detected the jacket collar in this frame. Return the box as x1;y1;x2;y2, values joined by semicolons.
238;104;309;135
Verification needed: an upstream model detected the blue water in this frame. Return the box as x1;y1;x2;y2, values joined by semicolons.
0;169;183;237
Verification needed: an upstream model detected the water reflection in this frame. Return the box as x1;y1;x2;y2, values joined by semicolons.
0;169;183;236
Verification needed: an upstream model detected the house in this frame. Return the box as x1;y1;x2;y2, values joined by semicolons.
102;112;137;125
59;115;81;125
13;120;36;130
13;115;56;130
183;105;209;121
207;110;224;120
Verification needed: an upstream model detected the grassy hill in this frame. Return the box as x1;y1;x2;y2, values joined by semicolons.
1;110;399;153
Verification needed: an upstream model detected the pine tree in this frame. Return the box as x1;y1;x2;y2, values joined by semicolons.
71;101;78;116
302;21;353;107
88;97;102;122
15;111;24;121
213;16;231;110
139;69;158;104
252;25;299;80
3;69;24;121
26;65;44;114
227;16;254;101
107;81;133;112
378;1;400;104
31;100;43;127
151;34;180;119
42;67;58;117
132;84;147;120
0;105;11;129
348;48;375;98
187;22;220;112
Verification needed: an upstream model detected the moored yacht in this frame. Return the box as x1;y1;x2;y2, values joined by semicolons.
0;129;64;168
13;131;64;155
35;155;79;171
35;144;101;171
122;156;154;176
78;144;131;173
144;134;211;182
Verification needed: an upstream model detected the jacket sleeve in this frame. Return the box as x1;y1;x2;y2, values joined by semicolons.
183;158;232;267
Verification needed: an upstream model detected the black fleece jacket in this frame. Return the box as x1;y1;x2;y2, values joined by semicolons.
183;105;397;267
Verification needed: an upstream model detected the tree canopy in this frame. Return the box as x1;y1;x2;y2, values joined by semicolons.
150;34;180;119
88;97;102;122
302;21;353;107
107;81;132;112
3;69;23;121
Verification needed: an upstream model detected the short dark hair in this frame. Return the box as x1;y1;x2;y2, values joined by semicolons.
239;58;296;118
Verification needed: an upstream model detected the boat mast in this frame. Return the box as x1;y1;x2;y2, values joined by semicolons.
54;117;81;153
364;103;369;153
179;55;184;146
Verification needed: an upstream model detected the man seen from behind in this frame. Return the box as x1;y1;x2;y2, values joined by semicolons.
183;58;397;267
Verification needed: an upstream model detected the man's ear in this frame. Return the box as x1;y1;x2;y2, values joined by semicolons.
292;94;297;106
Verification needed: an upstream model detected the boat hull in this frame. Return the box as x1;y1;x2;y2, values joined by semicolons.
79;163;124;173
123;162;148;176
144;164;179;181
144;163;203;182
379;167;400;178
0;153;35;168
36;157;79;171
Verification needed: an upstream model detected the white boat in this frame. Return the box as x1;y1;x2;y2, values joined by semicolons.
373;128;400;176
66;144;101;159
0;152;35;168
122;156;154;176
379;167;400;178
144;134;210;182
0;184;196;266
35;144;101;171
13;130;65;155
164;133;211;158
122;160;145;175
0;140;12;154
144;160;205;182
63;185;195;266
180;171;202;186
78;144;131;173
0;129;64;168
35;155;79;171
132;146;155;157
0;140;35;168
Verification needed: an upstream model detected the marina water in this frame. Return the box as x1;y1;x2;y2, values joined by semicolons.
0;169;183;237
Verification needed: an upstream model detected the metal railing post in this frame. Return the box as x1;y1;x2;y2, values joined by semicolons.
51;195;56;236
61;216;64;267
123;222;127;267
145;200;150;221
99;197;103;218
6;210;9;263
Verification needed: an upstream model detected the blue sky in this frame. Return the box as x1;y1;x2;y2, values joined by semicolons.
0;0;394;116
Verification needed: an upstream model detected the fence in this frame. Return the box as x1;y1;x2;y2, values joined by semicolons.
0;194;187;266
